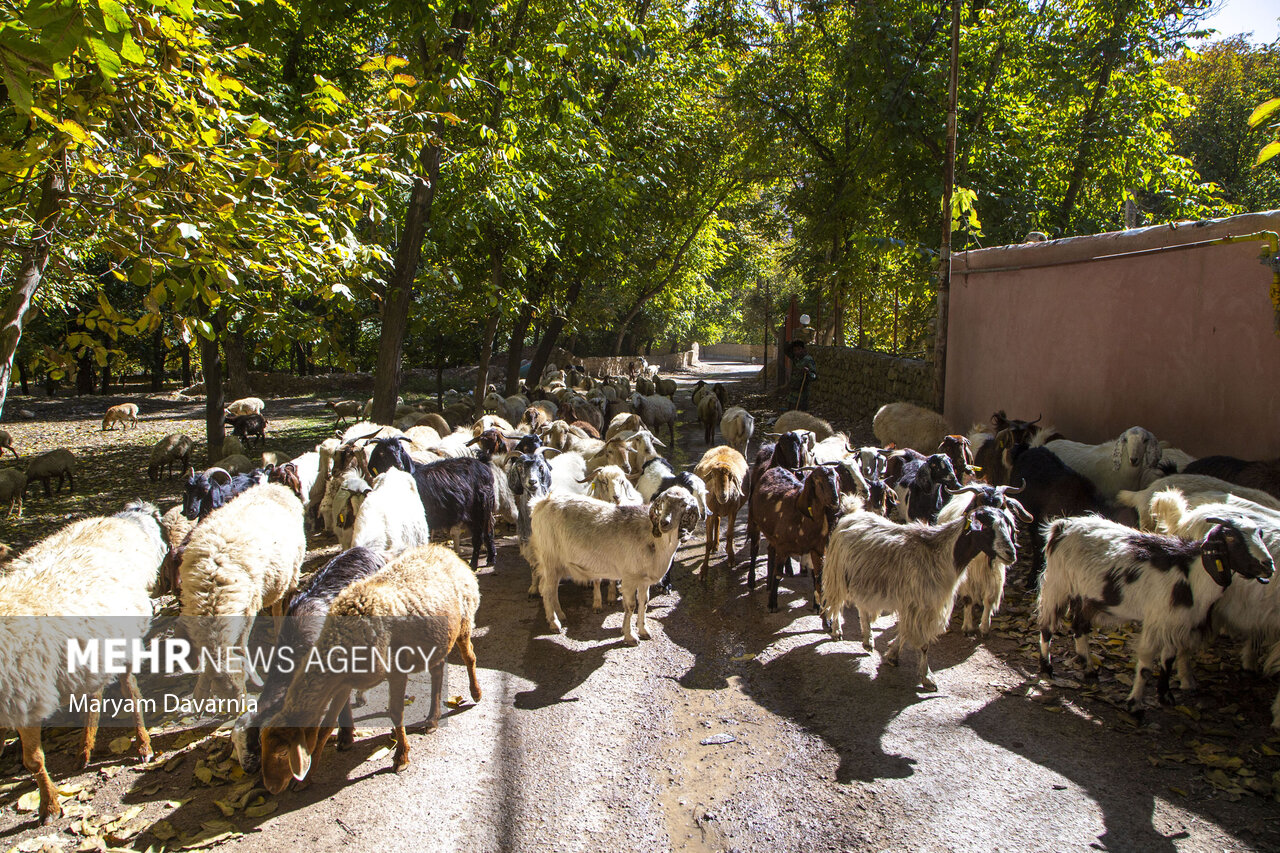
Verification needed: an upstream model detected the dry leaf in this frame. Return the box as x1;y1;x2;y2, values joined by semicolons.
149;821;178;842
16;789;42;812
366;746;392;763
108;737;132;755
244;800;277;819
445;695;465;708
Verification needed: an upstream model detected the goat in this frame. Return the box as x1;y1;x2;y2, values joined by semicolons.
1045;427;1161;499
181;466;268;520
225;412;268;447
1184;455;1280;502
1038;513;1273;715
698;393;724;445
695;446;749;574
749;464;843;614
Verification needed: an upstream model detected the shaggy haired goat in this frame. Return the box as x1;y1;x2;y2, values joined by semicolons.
824;503;1018;691
1045;427;1161;499
936;484;1033;634
1038;513;1274;714
872;402;947;454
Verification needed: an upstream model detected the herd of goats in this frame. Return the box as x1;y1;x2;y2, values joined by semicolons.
3;359;1280;824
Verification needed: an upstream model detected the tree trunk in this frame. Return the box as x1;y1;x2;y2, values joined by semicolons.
504;300;533;395
201;316;226;461
100;357;111;395
224;333;249;398
76;353;95;395
0;166;68;421
371;12;474;425
526;277;584;383
151;325;165;391
180;342;192;387
16;357;28;396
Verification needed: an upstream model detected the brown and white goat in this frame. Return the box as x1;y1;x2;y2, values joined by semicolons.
748;463;843;615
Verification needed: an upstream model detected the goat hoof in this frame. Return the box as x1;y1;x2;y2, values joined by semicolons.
919;678;937;692
861;640;873;652
638;629;651;641
136;747;153;764
623;634;639;647
1039;659;1053;676
471;686;483;702
592;604;603;613
1158;691;1175;707
393;752;410;772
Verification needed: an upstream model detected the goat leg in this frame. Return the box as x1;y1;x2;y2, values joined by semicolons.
79;688;104;769
122;671;153;762
19;726;60;824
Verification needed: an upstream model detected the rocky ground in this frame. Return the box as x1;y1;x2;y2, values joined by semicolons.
2;360;1279;853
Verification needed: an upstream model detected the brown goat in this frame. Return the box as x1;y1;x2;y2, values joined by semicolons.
938;434;975;481
749;463;843;615
695;446;749;574
570;420;601;438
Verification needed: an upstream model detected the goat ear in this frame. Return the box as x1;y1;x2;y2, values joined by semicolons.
1145;440;1162;469
287;740;311;782
1112;436;1124;470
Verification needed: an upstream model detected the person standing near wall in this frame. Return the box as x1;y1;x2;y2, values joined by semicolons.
786;340;816;411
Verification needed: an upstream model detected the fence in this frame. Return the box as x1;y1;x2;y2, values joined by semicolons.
944;210;1280;458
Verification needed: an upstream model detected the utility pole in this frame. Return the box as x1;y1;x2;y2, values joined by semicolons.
762;279;771;393
933;0;961;412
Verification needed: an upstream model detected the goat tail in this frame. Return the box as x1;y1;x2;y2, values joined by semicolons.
1147;488;1189;535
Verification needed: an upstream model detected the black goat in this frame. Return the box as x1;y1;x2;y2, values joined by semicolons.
232;547;385;774
181;466;267;520
1008;445;1111;579
1184;455;1280;501
225;413;268;447
894;452;961;523
366;436;497;569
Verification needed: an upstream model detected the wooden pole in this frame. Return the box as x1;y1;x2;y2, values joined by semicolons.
934;0;961;411
762;279;770;393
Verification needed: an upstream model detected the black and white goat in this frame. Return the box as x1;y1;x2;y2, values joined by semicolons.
181;466;268;521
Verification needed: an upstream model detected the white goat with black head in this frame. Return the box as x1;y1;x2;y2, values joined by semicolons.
1038;512;1274;716
824;501;1018;692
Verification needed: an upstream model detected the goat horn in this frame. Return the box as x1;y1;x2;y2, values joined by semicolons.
762;432;781;439
465;437;481;446
350;428;384;444
535;446;561;459
1203;515;1233;527
1000;480;1026;496
946;484;986;496
1030;414;1043;425
576;476;593;484
204;467;232;485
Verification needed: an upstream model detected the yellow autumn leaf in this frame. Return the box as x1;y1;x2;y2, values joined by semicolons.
109;736;132;754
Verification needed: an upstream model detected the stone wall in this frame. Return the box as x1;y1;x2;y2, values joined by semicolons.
578;345;699;377
806;345;934;422
701;343;771;361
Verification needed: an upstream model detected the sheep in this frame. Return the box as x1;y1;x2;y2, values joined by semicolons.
408;412;451;437
557;396;605;433
24;448;74;497
325;399;362;427
936;484;1033;635
695;446;749;574
218;434;248;461
0;467;25;517
232;547;386;774
349;468;431;557
179;482;306;701
548;449;589;495
226;396;266;416
698;392;724;445
823;502;1018;691
0;428;18;458
217;453;255;475
471;414;515;436
102;402;140;431
259;544;481;792
0;501;166;822
225;412;268;447
605;412;646;442
1037;512;1274;715
1184;455;1280;501
443;403;474;429
872;402;948;454
147;434;194;482
631;392;678;446
365;436;497;569
719;406;754;455
182;466;268;520
654;376;677;397
1045;427;1161;499
749;464;844;614
635;375;655;396
519;405;552;434
529;487;701;644
775;410;835;442
1117;474;1280;531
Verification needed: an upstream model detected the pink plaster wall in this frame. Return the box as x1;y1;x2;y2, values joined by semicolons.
944;211;1280;459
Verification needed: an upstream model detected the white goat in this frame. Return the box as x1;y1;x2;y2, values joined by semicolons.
351;468;431;557
1038;512;1274;716
720;406;755;455
529;488;701;644
823;503;1018;691
1117;474;1280;530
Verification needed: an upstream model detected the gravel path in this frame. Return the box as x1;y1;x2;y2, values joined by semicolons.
2;360;1278;852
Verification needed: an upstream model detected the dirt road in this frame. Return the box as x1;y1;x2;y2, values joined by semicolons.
3;360;1279;852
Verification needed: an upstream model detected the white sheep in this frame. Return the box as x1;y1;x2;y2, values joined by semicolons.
719;406;755;455
226;396;266;417
1117;474;1280;530
217;453;254;476
529;487;702;644
872;402;948;454
774;410;835;442
604;412;645;442
178;483;306;702
351;468;431;557
218;434;247;461
0;502;166;822
325;399;362;426
1045;426;1161;499
823;503;1018;691
259;544;481;792
1038;511;1274;715
630;392;678;446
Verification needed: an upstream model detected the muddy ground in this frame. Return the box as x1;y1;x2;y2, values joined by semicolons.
2;360;1280;853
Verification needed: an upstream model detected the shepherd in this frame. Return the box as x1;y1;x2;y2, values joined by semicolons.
786;339;816;412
